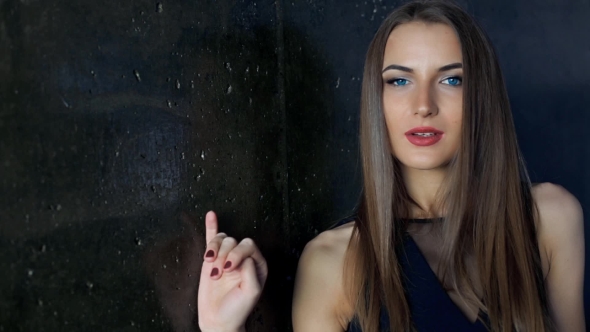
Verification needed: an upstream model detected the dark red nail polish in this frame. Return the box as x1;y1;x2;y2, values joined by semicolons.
224;261;232;269
210;268;219;277
205;250;214;258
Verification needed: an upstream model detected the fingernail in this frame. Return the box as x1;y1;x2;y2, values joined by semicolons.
210;268;219;277
224;261;232;269
205;250;214;258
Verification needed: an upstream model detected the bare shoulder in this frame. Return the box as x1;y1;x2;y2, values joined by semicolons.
531;183;585;330
532;182;583;238
302;221;355;263
532;182;583;260
295;222;354;290
292;221;355;331
532;182;582;213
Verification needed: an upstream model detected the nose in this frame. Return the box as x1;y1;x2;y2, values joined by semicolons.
414;84;438;117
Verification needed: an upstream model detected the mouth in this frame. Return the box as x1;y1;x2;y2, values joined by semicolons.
405;127;444;146
404;126;444;136
409;132;438;137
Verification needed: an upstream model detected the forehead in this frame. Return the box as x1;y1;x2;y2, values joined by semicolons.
383;21;462;66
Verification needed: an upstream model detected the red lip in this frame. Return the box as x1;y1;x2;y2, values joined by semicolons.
405;126;444;147
404;126;444;135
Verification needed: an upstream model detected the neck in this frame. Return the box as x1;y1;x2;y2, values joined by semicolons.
401;164;448;218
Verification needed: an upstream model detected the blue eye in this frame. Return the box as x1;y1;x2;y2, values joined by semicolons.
388;78;409;86
442;77;462;86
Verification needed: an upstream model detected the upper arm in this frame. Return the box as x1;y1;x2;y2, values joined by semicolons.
292;231;350;332
535;183;585;331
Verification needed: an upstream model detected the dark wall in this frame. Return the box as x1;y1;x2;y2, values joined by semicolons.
0;0;588;331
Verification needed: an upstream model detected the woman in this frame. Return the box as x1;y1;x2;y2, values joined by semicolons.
197;1;585;331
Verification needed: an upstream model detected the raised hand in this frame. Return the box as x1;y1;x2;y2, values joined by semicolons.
198;211;268;332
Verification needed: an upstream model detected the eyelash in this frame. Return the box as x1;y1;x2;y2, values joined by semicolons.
386;76;463;86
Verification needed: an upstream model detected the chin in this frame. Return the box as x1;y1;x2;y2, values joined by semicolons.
395;156;452;171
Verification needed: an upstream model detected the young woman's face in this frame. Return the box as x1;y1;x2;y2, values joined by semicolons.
382;21;463;171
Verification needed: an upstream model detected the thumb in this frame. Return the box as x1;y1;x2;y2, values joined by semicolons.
240;257;262;296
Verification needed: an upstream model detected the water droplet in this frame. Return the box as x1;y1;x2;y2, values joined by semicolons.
175;79;181;89
156;3;163;13
60;96;71;108
200;151;205;160
166;100;172;108
181;152;185;160
225;62;232;72
226;85;232;94
133;70;141;82
335;77;340;88
86;281;94;289
135;237;142;246
56;204;62;211
27;269;34;277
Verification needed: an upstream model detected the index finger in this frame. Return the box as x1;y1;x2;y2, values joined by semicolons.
205;211;218;243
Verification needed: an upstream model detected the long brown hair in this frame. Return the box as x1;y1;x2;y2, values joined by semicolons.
344;1;553;331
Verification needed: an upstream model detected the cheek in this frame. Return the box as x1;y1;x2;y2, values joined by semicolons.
382;94;407;136
453;109;463;130
439;98;463;131
382;113;407;156
382;107;403;141
448;114;463;150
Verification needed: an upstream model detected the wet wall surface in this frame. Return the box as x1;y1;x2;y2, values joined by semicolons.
1;0;589;331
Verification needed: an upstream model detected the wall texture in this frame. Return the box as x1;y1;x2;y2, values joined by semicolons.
0;0;588;331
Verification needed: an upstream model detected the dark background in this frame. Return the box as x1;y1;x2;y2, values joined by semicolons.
0;0;588;331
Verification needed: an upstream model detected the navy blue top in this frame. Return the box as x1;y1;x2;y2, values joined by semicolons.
335;217;490;332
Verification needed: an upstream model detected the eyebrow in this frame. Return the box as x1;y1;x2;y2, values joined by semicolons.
381;62;463;74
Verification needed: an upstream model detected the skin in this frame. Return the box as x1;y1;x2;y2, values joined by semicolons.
381;21;463;214
197;211;268;332
198;21;585;331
